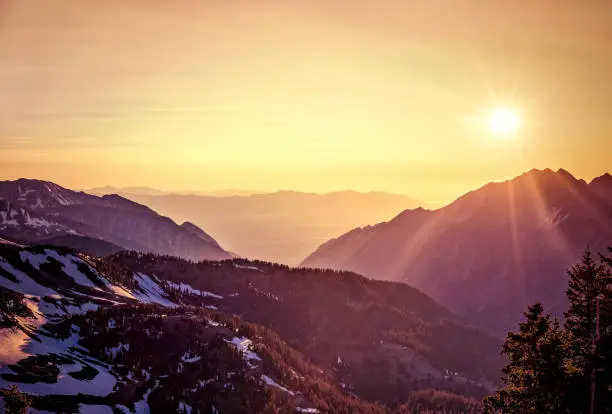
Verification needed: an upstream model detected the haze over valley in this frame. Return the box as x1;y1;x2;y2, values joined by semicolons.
93;189;422;265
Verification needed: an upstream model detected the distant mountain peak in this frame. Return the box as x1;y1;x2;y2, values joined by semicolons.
556;167;577;179
590;172;612;184
391;206;430;222
100;193;154;212
495;167;584;194
180;221;219;246
518;167;576;181
589;172;612;205
0;178;230;260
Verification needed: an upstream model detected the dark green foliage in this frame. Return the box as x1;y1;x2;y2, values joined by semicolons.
76;261;107;288
69;305;385;413
485;247;612;413
565;249;610;353
598;247;612;411
483;303;578;413
564;247;612;413
397;389;483;413
0;265;18;282
1;354;74;384
67;364;99;380
0;385;32;414
0;286;33;328
99;250;504;392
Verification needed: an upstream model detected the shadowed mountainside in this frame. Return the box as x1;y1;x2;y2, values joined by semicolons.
0;179;230;261
302;169;612;334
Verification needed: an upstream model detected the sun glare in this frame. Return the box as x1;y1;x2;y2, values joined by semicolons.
488;108;520;137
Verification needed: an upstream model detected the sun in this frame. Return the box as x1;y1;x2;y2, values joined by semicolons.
488;108;520;137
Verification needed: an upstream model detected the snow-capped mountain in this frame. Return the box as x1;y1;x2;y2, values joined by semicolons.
0;244;315;413
0;179;230;261
302;169;612;334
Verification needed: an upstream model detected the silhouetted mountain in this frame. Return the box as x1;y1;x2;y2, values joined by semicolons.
87;185;261;197
117;190;422;265
0;179;230;261
302;169;612;334
86;185;167;196
180;221;220;246
0;243;499;413
590;172;612;206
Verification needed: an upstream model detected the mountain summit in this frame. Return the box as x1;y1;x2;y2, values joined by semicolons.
302;169;612;334
0;179;229;261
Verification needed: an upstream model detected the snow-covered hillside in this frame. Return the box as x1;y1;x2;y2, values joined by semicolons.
0;244;314;413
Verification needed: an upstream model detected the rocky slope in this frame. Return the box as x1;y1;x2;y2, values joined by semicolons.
302;169;612;334
0;179;229;261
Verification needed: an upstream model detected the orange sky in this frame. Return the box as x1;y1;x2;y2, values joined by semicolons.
1;0;611;203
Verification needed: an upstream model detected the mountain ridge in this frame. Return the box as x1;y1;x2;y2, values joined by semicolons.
302;169;612;334
0;178;230;261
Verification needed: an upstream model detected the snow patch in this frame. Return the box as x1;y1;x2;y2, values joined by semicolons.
262;375;295;395
105;343;130;360
165;281;223;299
181;352;201;364
234;264;264;272
19;251;51;271
24;216;54;229
0;332;116;396
179;401;193;414
133;380;157;414
45;250;104;289
131;273;177;307
227;337;262;368
0;257;60;297
109;285;136;300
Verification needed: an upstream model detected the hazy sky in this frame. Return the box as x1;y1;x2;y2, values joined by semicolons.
1;1;611;203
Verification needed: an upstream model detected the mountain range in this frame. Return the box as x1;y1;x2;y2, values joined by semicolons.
0;179;230;261
0;168;609;412
86;186;262;197
104;190;422;265
302;169;612;334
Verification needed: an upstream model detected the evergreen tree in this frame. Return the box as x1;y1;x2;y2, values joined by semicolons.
484;303;577;413
564;248;612;413
485;247;612;413
594;247;612;412
564;248;609;352
0;385;32;414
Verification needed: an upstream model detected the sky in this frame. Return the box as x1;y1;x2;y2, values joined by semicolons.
1;1;611;204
